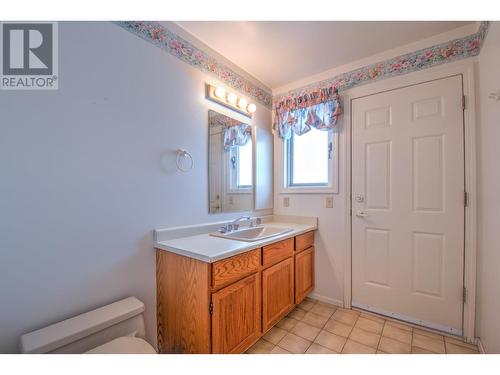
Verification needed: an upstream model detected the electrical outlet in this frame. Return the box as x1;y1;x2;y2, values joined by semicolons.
326;196;333;208
283;197;290;207
229;196;234;205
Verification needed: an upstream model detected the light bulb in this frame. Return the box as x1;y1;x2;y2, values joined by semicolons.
214;86;225;98
247;103;257;113
227;92;237;104
238;98;248;109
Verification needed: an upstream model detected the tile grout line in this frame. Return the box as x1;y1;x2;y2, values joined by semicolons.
302;304;335;353
410;327;415;353
300;302;345;353
275;299;317;353
358;307;462;347
341;312;361;353
382;321;415;353
320;307;346;353
258;300;478;354
348;314;384;352
375;320;386;353
409;327;414;353
302;299;322;353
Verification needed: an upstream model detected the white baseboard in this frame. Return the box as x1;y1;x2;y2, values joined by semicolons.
309;292;344;307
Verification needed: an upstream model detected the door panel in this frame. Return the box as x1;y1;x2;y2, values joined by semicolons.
412;232;444;297
364;228;391;287
413;135;444;211
365;141;392;210
262;258;294;332
351;75;465;335
211;273;261;354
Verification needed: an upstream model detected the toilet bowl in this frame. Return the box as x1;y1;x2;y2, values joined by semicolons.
20;297;156;354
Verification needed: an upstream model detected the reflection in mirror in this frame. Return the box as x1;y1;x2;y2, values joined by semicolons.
208;110;253;213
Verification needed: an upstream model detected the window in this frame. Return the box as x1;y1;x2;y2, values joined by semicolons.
236;141;252;188
228;140;253;191
284;127;337;191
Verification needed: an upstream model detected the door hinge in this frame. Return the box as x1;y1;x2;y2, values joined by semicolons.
464;191;468;207
462;95;466;110
209;302;213;315
463;286;467;303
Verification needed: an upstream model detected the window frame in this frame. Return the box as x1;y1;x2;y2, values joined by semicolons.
280;129;339;194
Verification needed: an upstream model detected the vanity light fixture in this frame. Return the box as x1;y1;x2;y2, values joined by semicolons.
214;86;226;99
226;92;237;104
205;83;255;118
237;98;248;109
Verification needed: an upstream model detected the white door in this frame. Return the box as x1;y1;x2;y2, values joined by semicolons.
351;75;465;335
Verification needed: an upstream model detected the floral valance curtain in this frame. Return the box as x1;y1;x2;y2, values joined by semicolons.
209;111;252;151
223;123;251;151
273;87;342;140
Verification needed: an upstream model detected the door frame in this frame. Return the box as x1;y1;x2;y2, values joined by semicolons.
342;60;478;342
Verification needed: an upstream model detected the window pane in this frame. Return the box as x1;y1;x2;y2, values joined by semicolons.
237;140;252;187
291;128;329;185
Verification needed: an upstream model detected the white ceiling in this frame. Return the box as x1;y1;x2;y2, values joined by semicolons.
175;21;472;90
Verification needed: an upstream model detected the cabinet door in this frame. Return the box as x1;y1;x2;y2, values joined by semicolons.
211;272;261;354
295;247;314;304
262;257;295;332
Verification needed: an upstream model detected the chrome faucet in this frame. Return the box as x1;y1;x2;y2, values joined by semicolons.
218;216;263;233
231;216;251;231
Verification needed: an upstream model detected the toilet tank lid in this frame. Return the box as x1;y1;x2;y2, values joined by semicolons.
20;297;145;354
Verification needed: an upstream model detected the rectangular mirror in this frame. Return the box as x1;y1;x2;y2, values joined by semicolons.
208;110;253;213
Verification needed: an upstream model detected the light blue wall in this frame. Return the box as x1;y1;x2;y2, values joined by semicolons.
0;22;271;353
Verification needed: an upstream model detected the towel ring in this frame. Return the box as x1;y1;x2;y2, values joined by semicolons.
176;149;194;172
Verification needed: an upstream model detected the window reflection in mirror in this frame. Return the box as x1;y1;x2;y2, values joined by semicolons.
208;110;253;214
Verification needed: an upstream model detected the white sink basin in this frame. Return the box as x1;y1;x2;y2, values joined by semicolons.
210;226;293;242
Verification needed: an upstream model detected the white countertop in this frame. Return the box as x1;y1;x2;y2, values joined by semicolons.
154;216;317;263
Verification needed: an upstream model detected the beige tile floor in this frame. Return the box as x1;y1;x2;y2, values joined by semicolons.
247;298;480;354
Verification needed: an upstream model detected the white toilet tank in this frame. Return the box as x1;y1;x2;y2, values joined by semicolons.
20;297;154;353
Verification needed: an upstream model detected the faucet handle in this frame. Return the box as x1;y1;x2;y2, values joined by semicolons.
219;225;228;234
233;224;239;231
255;218;262;226
227;224;233;232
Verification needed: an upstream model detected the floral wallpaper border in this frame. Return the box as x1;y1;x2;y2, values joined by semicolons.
115;21;273;109
274;22;490;107
115;21;490;112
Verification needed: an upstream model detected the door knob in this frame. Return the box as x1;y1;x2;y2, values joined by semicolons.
356;210;369;217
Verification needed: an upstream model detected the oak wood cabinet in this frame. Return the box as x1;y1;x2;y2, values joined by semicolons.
156;250;211;354
295;246;315;304
262;237;294;267
212;249;261;290
156;231;315;354
262;257;295;332
212;273;261;354
296;231;315;253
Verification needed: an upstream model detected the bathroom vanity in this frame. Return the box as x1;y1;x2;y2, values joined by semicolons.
154;217;317;354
